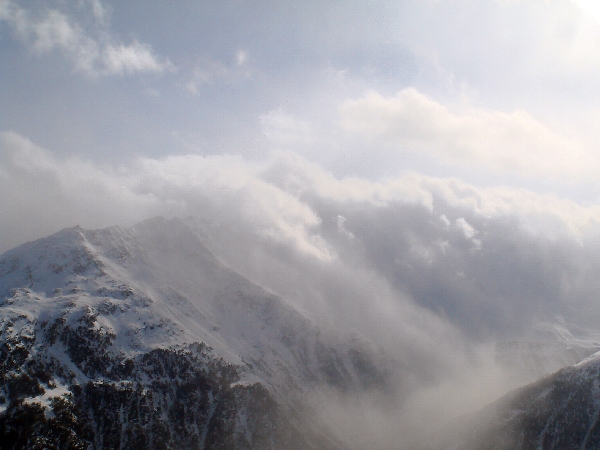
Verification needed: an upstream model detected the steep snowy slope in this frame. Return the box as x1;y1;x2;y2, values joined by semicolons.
0;217;392;449
430;350;600;450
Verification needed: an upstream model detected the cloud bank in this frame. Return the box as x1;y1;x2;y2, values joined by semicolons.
3;130;600;335
4;130;600;446
339;88;593;180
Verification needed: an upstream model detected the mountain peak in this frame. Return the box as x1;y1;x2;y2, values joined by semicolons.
0;217;394;449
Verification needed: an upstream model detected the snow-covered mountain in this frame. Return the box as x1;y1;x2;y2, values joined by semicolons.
0;217;393;449
424;349;600;450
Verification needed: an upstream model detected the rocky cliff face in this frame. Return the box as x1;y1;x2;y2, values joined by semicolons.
0;218;392;449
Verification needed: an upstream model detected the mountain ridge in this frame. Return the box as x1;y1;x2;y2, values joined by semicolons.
0;217;394;449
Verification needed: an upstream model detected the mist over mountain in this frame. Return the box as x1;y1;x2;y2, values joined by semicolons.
2;215;600;449
427;351;600;450
3;128;600;448
0;217;395;449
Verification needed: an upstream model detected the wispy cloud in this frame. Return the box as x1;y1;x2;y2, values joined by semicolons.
185;50;254;94
260;109;316;149
102;41;170;75
0;0;174;76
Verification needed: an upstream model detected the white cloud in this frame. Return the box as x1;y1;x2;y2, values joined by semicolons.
102;41;171;75
31;9;82;51
259;151;600;241
456;218;477;239
29;9;100;73
0;132;332;261
339;88;596;180
135;153;333;261
0;0;173;76
456;217;481;250
9;129;600;270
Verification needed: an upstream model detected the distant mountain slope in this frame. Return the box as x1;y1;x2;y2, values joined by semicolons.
443;351;600;450
0;217;392;449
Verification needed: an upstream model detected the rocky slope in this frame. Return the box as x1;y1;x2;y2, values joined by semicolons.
0;217;393;449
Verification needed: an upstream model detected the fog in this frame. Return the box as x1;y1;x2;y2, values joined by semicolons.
3;132;600;447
